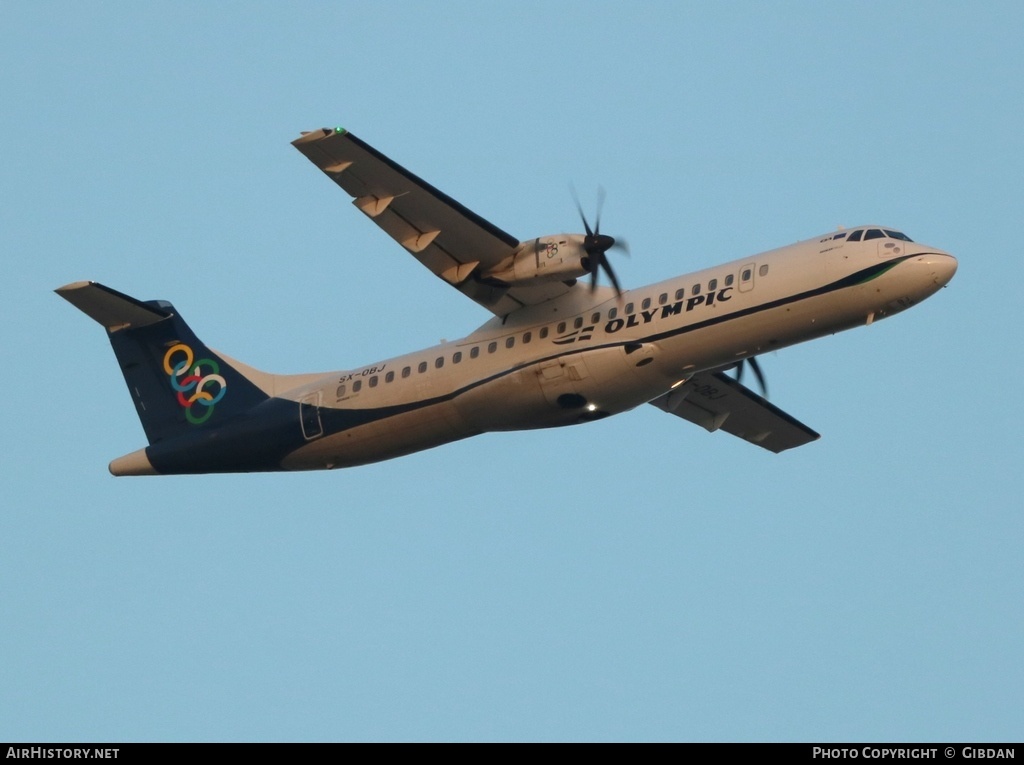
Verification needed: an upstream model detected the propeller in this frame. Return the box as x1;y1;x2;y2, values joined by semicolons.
734;356;768;398
572;186;629;296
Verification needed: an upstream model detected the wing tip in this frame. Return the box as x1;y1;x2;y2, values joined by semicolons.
293;126;347;146
55;280;95;295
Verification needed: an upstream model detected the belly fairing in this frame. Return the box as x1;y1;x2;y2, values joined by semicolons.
453;343;672;432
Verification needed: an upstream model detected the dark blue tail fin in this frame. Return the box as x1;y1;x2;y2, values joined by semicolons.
57;281;269;444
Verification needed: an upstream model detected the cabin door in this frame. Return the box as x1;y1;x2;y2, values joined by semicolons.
299;392;323;440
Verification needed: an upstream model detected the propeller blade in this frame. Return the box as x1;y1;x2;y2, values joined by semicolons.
570;185;593;237
571;186;625;297
748;356;768;398
602;258;622;296
734;357;768;398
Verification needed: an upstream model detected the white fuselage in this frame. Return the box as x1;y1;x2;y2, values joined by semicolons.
276;228;956;470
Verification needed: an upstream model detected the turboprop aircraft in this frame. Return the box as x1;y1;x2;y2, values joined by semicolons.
57;127;957;476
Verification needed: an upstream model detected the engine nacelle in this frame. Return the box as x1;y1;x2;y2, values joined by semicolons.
482;234;589;286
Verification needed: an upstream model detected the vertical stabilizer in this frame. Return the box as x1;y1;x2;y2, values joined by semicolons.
57;281;269;444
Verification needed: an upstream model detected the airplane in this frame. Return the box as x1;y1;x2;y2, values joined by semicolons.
57;127;958;476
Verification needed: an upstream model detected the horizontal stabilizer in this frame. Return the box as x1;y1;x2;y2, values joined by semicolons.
55;281;169;331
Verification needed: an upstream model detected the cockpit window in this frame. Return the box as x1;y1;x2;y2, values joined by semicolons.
845;228;913;243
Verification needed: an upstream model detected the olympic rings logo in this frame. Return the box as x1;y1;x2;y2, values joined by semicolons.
162;343;227;425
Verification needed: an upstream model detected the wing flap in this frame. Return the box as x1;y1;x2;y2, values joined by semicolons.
649;371;820;453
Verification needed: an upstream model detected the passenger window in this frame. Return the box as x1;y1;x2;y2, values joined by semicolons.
369;376;378;387
658;293;667;305
401;366;411;378
692;284;701;295
591;312;601;324
608;307;618;320
557;322;566;333
742;268;752;281
864;229;884;240
759;264;769;276
352;380;362;392
708;279;717;291
470;347;480;359
625;302;635;315
435;357;444;369
724;274;734;286
336;384;346;397
505;337;515;349
385;371;395;383
641;297;651;310
675;288;685;300
539;327;549;339
573;317;583;329
453;351;462;364
488;342;497;353
523;331;532;343
848;229;863;242
418;361;427;373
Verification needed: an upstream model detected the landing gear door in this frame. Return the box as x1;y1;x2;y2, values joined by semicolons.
536;354;590;407
299;392;323;440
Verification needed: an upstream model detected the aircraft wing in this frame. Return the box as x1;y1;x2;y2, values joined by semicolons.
648;371;820;453
292;127;574;316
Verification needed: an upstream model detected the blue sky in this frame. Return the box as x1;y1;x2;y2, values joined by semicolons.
1;1;1021;742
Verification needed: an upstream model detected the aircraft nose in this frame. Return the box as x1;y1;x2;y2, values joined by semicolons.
916;251;958;287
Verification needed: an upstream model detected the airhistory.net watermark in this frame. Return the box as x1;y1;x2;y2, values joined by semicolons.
6;749;118;759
